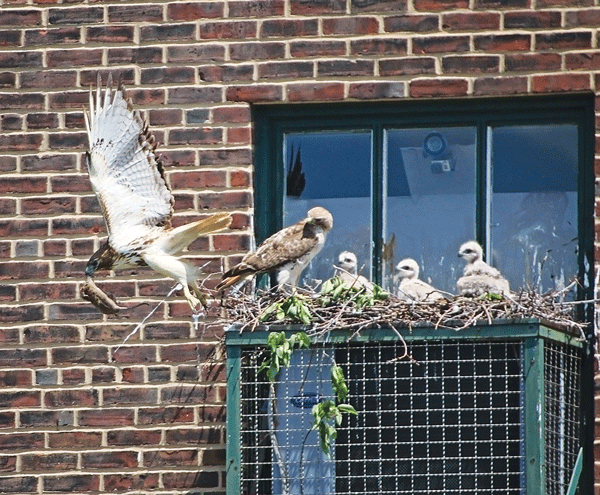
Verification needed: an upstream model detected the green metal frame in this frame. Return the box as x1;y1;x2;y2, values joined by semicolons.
226;320;584;495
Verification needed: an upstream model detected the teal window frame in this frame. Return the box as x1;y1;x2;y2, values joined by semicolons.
251;93;595;494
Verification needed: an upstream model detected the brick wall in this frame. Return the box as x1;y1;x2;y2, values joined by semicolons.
0;0;598;493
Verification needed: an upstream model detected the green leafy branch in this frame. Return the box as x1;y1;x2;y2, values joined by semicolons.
257;331;311;382
319;276;389;310
257;331;358;456
259;295;312;325
311;364;357;456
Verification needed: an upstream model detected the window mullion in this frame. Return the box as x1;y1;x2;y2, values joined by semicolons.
372;124;384;285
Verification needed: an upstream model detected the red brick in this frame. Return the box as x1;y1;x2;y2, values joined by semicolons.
52;346;108;365
565;9;600;27
566;52;600;71
443;12;500;30
0;30;20;47
0;456;16;472
0;370;30;387
212;106;251;124
19;282;77;302
227;127;252;144
62;368;86;385
0;391;40;408
47;431;102;449
170;170;227;189
138;406;196;425
536;31;592;50
0;92;44;110
104;474;159;492
141;67;195;85
144;449;198;467
410;78;469;97
168;128;223;146
212;233;252;251
48;6;103;24
161;343;213;362
348;82;406;99
45;389;98;408
474;0;529;6
163;470;219;489
111;347;157;366
78;408;135;427
26;113;59;130
1;114;22;130
0;72;15;88
23;324;79;343
107;47;163;65
20;70;76;89
140;23;195;41
0;51;42;69
200;20;256;39
0;433;44;449
107;4;163;22
473;76;528;95
352;0;407;12
47;48;103;67
198;63;254;83
290;40;346;57
230;41;285;60
532;73;591;93
0;133;42;151
226;84;283;103
43;475;100;493
203;448;225;465
351;38;407;56
167;2;224;20
323;16;380;35
107;429;162;446
167;44;226;63
230;0;285;16
165;427;221;445
0;9;42;26
21;453;77;472
21;196;76;215
290;0;346;14
167;86;223;104
320;59;375;77
380;57;437;76
414;0;468;9
260;18;318;38
198;191;253;209
287;82;345;102
538;0;591;5
258;61;313;80
504;10;560;28
442;55;500;73
0;476;37;493
505;53;561;72
474;33;531;51
81;451;138;469
87;25;135;43
25;26;80;45
413;35;470;54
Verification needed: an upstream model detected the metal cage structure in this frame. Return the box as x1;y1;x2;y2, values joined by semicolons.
226;321;584;495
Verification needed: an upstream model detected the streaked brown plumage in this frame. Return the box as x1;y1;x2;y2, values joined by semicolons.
217;207;333;291
84;74;232;311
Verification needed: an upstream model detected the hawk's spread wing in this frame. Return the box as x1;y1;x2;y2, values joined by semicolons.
84;74;173;251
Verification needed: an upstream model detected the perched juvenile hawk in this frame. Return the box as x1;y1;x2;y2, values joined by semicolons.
335;251;373;291
82;74;232;312
456;241;510;296
217;207;333;291
396;258;445;302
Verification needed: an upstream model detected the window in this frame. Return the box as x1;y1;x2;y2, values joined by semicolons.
253;94;594;300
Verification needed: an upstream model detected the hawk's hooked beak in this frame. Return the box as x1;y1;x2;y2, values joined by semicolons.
85;243;111;277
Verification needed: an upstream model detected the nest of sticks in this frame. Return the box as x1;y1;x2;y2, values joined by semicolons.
219;280;589;341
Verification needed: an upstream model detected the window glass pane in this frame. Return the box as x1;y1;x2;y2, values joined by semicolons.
284;131;372;287
385;127;477;293
491;124;578;294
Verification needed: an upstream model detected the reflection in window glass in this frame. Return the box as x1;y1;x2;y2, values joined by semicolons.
385;128;477;293
491;125;578;293
284;131;372;287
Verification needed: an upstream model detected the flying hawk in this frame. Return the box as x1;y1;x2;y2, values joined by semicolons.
82;74;232;312
217;207;333;291
335;251;373;291
456;241;510;296
396;258;445;302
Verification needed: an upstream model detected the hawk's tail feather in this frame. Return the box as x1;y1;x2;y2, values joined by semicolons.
216;272;251;292
163;213;232;254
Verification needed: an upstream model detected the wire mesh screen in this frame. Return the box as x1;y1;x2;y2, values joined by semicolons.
237;336;581;495
544;340;582;495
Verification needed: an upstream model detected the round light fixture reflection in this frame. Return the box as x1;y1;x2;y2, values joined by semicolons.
423;132;447;156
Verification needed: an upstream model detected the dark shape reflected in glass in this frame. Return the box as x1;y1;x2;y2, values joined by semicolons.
286;145;305;198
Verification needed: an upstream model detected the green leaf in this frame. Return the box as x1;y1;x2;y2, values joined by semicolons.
337;404;358;415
